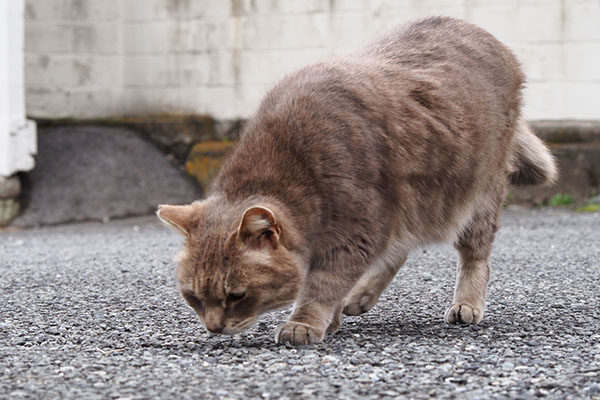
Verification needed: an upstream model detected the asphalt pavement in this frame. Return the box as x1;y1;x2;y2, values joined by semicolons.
1;209;599;399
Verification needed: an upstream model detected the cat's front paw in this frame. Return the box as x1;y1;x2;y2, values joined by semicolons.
276;321;325;346
445;303;484;324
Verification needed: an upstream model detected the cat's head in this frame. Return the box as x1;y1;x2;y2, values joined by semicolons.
157;199;305;335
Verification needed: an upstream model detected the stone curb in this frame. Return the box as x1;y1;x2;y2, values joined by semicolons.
511;141;600;205
36;116;244;164
531;121;600;144
0;176;22;226
0;176;21;199
0;199;20;226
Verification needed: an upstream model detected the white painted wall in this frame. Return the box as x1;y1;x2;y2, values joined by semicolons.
1;0;36;177
24;0;600;122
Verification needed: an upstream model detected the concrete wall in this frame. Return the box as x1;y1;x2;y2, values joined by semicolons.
1;0;36;177
24;0;600;121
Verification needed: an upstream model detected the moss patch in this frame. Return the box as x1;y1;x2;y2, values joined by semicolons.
575;204;600;212
548;193;574;207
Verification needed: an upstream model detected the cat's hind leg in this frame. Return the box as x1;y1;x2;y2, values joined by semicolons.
445;200;502;324
342;252;407;316
326;304;344;335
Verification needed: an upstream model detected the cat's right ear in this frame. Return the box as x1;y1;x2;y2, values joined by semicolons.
157;204;196;237
237;206;281;250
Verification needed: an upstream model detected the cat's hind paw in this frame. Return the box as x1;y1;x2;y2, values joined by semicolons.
444;303;484;324
342;291;378;316
276;321;325;346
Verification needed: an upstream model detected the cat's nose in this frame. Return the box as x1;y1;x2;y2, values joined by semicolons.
206;322;223;334
205;307;225;334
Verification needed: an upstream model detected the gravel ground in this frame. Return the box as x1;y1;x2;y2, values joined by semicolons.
1;209;599;399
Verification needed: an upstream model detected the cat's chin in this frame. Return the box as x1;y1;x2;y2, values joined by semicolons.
222;317;258;335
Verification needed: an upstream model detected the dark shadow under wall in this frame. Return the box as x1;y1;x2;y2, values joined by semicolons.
11;126;202;227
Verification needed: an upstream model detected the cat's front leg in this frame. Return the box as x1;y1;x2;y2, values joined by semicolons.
277;268;358;345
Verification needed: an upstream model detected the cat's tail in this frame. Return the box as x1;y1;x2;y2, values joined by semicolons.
507;119;558;186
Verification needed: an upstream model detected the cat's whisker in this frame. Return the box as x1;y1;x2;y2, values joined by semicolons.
293;296;322;309
263;300;295;312
230;316;257;333
237;316;255;327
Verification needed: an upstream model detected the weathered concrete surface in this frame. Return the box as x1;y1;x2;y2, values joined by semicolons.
11;126;201;227
0;209;598;399
23;0;600;121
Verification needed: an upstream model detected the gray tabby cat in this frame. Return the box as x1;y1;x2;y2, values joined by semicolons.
158;17;557;345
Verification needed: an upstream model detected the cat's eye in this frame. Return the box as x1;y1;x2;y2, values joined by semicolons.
227;291;246;303
183;292;204;310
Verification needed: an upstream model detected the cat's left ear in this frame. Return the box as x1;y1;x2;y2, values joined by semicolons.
237;206;281;249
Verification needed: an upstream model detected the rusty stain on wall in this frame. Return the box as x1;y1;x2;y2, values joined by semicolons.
185;140;237;190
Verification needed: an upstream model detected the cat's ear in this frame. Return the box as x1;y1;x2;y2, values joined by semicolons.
157;204;196;237
237;206;281;249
